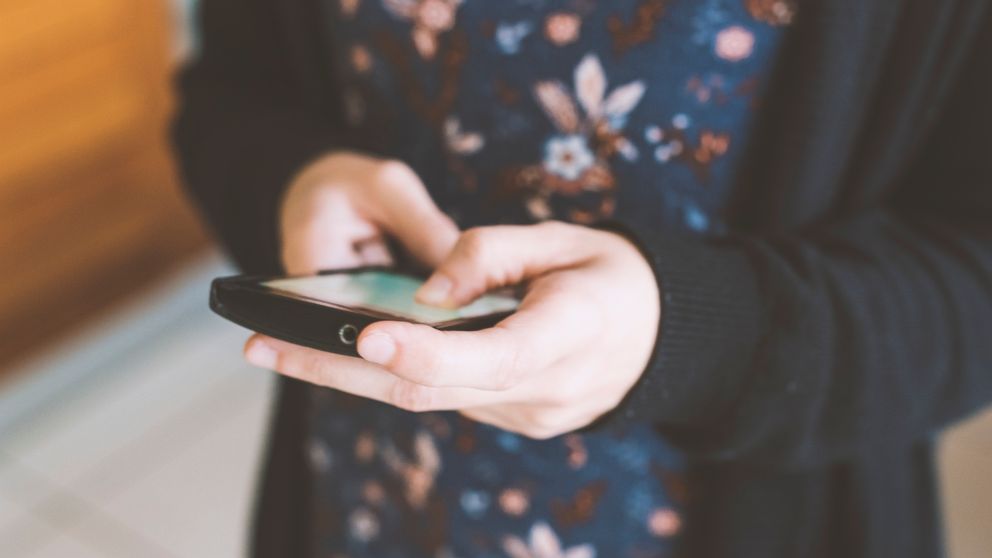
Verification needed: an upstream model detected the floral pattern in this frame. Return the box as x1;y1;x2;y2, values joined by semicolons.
501;54;645;222
383;0;464;59
309;0;793;556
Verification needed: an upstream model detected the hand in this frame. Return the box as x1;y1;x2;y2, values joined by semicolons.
245;221;661;439
279;151;459;274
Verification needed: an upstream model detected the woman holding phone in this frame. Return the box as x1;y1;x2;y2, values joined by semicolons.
174;0;992;557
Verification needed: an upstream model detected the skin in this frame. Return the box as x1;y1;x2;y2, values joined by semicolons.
244;151;661;439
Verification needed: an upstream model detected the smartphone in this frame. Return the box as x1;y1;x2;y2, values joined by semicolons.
209;268;519;357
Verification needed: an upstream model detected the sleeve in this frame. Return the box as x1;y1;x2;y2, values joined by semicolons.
605;19;992;469
171;0;344;274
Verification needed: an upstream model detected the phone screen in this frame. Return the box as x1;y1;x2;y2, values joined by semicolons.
262;271;518;325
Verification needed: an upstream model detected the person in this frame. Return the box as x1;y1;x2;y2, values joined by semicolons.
172;0;992;556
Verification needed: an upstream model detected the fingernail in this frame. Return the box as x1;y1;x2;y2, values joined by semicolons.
359;332;396;365
246;340;278;369
416;274;452;306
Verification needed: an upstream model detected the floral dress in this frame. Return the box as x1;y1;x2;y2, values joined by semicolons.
306;1;795;556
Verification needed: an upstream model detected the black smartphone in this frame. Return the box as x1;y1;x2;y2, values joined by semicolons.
210;267;519;357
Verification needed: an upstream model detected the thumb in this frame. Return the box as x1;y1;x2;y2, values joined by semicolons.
362;162;460;268
415;222;591;308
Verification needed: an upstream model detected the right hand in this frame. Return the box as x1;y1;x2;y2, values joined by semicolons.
279;151;460;275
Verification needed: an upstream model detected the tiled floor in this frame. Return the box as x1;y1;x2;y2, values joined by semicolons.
0;255;989;557
0;256;272;558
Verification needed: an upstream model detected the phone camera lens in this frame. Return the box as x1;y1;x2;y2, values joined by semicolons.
338;324;359;345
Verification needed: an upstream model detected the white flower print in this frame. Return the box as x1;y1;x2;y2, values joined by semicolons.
502;522;596;558
537;54;645;135
445;117;485;155
383;0;463;59
509;54;645;222
348;507;380;541
308;438;334;472
379;430;442;509
340;0;361;17
544;135;595;181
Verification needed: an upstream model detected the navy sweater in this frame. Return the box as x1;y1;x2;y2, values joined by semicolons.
173;0;992;556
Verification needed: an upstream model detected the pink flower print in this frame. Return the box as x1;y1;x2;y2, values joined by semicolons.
503;522;596;558
509;54;644;222
745;0;797;26
564;434;588;470
714;25;754;62
383;0;463;59
499;488;531;517
362;480;386;505
340;0;361;17
380;431;442;509
647;115;731;181
575;54;646;134
350;44;373;73
355;430;376;462
648;508;682;538
534;81;581;134
444;117;485;155
545;12;581;46
534;54;646;135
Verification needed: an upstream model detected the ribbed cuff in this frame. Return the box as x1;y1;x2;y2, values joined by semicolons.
592;222;767;430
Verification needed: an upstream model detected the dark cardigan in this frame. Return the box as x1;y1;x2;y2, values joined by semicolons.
172;1;992;556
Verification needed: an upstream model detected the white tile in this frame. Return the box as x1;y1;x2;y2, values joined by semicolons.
3;313;253;492
24;534;109;558
42;500;176;558
0;465;171;558
0;511;59;558
80;370;272;558
69;362;273;506
0;456;58;531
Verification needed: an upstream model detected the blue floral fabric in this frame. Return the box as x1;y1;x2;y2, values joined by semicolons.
306;0;794;556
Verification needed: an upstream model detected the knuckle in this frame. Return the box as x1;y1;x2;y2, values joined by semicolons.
547;381;583;406
389;381;435;413
374;160;415;188
391;347;445;387
458;228;492;263
488;331;527;390
492;355;524;390
535;220;572;237
520;409;567;439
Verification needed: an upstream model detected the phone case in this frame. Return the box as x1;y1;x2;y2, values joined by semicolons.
209;268;512;357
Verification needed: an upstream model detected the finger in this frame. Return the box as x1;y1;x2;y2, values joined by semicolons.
281;203;382;274
355;238;395;266
356;284;598;390
414;222;594;308
243;335;513;412
362;162;460;268
460;405;589;440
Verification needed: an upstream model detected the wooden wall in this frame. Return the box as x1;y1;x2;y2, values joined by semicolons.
0;0;208;372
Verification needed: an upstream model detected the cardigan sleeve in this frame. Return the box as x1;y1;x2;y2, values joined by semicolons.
171;0;343;274
606;20;992;469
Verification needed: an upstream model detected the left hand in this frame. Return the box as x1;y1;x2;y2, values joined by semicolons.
245;221;661;439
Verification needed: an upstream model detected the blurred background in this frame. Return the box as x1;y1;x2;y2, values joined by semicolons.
0;1;988;557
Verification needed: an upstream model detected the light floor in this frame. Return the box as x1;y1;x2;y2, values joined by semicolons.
0;254;989;557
